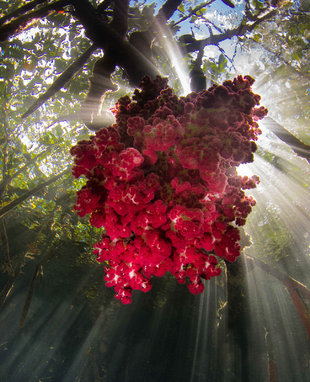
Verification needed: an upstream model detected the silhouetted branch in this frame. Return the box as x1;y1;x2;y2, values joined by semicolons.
248;9;278;31
71;0;159;85
0;142;60;195
157;0;183;22
221;0;235;8
0;167;70;219
264;328;277;382
184;9;278;53
0;114;10;199
80;1;129;130
0;0;46;27
22;44;96;118
264;117;310;164
97;0;114;12
0;207;57;313
0;275;17;311
226;258;248;330
171;1;215;27
245;254;310;340
290;11;310;16
190;43;207;92
22;0;183;124
245;254;310;299
110;0;129;35
19;264;42;328
244;0;257;21
0;218;13;276
1;142;9;195
286;283;310;340
0;0;69;42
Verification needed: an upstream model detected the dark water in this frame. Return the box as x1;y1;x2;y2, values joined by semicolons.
0;230;309;382
1;144;310;381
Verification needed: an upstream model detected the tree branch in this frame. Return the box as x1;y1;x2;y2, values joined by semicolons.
264;328;277;382
1;135;9;195
245;255;310;342
245;254;310;299
0;0;69;42
0;275;17;312
0;111;10;199
0;167;70;219
264;117;310;164
0;0;46;27
80;0;129;130
0;218;14;276
157;0;183;22
74;0;182;128
71;0;160;85
247;9;278;32
22;44;97;118
19;264;42;328
0;141;60;196
171;1;216;27
285;283;310;341
184;9;278;54
0;207;57;313
244;0;258;22
97;0;113;12
110;0;129;35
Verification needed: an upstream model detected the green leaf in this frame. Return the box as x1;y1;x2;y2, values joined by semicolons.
253;33;261;42
218;54;227;70
55;125;63;137
39;132;57;146
54;58;67;74
178;3;185;13
253;0;264;9
196;8;206;16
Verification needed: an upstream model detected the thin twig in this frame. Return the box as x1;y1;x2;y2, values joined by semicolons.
171;1;216;27
0;275;17;311
19;264;43;327
185;9;278;53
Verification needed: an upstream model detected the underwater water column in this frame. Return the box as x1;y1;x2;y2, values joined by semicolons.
1;120;310;382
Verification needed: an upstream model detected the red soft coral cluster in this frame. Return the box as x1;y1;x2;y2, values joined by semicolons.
71;75;267;304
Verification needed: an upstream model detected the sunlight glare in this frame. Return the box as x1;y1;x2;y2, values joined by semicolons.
154;21;191;95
